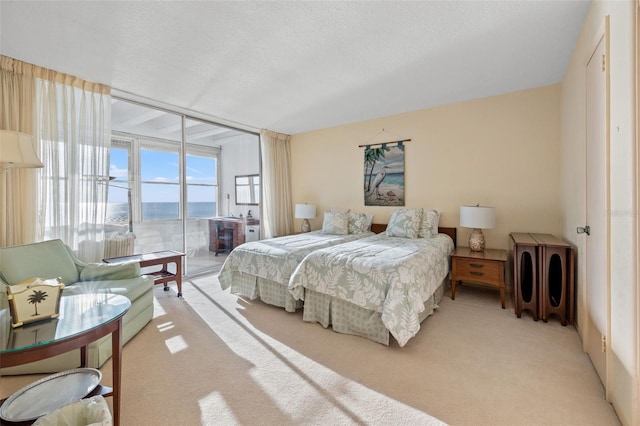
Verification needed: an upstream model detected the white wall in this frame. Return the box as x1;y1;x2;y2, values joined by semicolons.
220;133;260;219
561;1;638;424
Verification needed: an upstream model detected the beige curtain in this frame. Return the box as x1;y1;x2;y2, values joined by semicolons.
0;56;37;247
1;55;111;260
260;129;294;238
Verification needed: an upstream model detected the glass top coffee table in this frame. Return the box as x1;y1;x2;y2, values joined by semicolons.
0;293;131;425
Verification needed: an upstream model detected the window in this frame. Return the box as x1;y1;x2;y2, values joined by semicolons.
186;150;218;218
107;138;220;224
106;139;132;228
141;143;180;221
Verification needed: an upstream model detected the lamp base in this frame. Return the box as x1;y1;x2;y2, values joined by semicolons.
468;228;485;251
301;219;311;233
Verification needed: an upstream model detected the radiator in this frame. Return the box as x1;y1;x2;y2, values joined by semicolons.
104;233;136;258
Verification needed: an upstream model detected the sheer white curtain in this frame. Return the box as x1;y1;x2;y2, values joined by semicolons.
34;72;111;261
260;129;294;238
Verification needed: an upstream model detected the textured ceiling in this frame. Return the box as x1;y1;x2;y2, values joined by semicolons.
1;1;590;135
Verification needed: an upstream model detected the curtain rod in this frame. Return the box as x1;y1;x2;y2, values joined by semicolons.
358;138;411;148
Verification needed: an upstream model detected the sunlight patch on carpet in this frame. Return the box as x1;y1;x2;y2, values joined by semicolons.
184;276;448;425
199;392;240;425
164;335;188;354
157;320;174;332
152;297;167;317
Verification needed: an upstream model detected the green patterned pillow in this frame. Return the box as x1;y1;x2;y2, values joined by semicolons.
348;212;374;234
385;208;423;238
419;209;441;238
322;209;350;234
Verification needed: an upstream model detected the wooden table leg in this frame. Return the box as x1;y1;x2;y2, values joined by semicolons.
162;260;171;292
112;317;123;426
451;279;457;300
500;285;506;309
80;345;88;368
175;257;183;297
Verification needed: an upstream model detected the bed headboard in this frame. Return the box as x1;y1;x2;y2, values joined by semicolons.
438;227;457;247
371;223;457;247
371;223;387;234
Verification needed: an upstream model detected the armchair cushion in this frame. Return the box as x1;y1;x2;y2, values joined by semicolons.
0;239;80;285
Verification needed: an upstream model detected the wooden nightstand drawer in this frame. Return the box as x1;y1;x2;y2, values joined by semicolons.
450;247;508;308
455;258;503;281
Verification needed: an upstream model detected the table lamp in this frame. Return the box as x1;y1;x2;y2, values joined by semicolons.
460;205;495;251
0;130;44;170
295;204;316;233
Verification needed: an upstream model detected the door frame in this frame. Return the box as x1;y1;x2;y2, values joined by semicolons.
583;15;611;397
635;1;640;423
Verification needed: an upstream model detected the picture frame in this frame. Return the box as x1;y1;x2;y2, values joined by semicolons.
235;174;260;205
364;143;405;206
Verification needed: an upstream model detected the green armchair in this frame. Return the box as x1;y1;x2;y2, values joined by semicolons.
0;239;154;375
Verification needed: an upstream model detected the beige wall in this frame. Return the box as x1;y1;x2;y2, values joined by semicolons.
291;84;562;251
561;1;638;424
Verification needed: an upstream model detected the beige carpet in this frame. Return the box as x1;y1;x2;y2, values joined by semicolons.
1;276;620;425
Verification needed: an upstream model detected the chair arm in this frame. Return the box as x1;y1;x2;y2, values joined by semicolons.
0;277;9;310
79;262;142;282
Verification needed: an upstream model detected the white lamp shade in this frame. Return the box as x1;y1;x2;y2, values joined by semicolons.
295;204;316;219
0;130;43;168
460;205;496;229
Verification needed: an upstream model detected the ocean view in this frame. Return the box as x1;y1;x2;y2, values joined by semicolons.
106;202;216;222
364;172;404;188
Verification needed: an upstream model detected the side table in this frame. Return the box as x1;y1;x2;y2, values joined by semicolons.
104;250;185;297
450;247;508;308
0;294;130;425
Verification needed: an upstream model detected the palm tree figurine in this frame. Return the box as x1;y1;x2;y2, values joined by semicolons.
27;290;49;316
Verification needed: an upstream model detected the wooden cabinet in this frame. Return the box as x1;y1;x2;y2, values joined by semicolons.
509;233;540;320
208;218;260;252
450;247;507;308
509;233;575;325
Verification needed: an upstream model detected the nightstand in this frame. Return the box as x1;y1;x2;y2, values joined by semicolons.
450;247;508;308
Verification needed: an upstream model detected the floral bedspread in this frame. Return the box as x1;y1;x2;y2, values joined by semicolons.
288;233;454;346
218;230;374;289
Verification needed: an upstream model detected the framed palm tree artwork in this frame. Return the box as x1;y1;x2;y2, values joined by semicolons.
364;142;405;206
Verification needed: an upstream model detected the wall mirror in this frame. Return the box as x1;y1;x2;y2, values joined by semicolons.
235;174;260;205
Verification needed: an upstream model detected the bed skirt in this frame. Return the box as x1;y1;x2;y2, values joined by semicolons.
302;279;447;345
224;271;303;312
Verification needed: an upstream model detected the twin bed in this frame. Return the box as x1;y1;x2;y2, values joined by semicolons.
219;208;456;347
218;229;375;312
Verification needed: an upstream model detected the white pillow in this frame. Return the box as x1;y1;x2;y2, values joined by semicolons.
419;209;441;238
385;208;423;238
348;212;374;234
322;209;350;234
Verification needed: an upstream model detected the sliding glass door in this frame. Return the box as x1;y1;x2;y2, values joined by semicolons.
108;98;258;277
